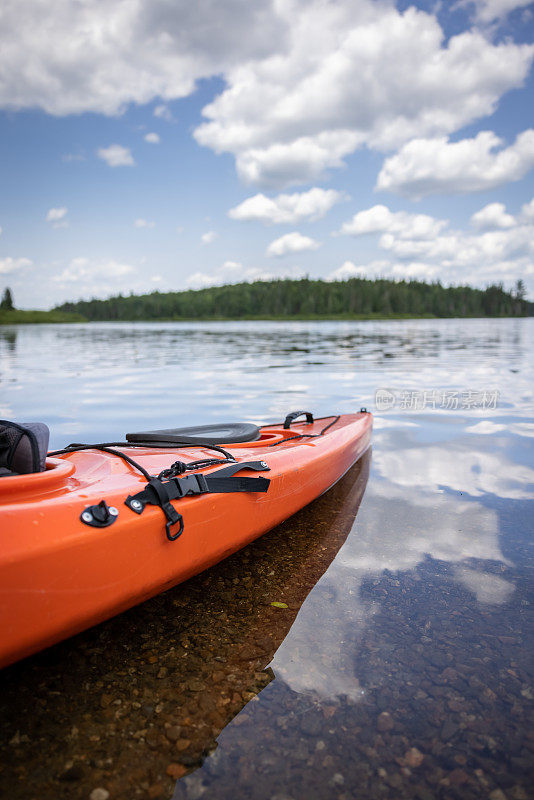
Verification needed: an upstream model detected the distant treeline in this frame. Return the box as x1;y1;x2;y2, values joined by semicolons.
55;277;532;321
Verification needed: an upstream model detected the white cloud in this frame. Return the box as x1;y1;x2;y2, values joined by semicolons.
339;205;447;239
144;132;160;144
233;132;362;188
379;226;533;267
0;226;2;236
471;202;516;229
201;230;218;245
62;153;85;162
185;271;219;289
53;257;135;284
219;260;242;273
326;261;365;281
326;258;400;282
229;188;346;225
336;201;534;289
97;144;135;167
46;206;68;227
390;261;440;280
458;0;533;23
185;260;304;289
0;1;288;115
50;259;166;303
377;130;534;199
521;198;534;221
186;261;248;288
153;104;173;121
0;2;532;189
266;232;321;258
194;3;533;186
0;257;32;274
134;218;155;228
330;258;460;284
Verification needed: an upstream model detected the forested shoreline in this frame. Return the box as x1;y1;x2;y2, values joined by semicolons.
54;277;532;321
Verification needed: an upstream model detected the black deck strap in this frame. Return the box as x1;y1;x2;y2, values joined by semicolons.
125;461;270;541
146;478;184;541
203;460;268;478
283;411;314;429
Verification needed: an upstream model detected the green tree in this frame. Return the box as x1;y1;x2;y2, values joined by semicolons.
53;277;533;321
0;287;14;310
514;279;526;300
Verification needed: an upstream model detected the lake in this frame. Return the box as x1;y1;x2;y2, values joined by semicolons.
0;318;533;800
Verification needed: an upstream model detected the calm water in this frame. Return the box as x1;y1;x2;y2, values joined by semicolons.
0;318;533;800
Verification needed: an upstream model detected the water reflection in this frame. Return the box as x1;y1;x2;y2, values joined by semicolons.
0;329;17;416
0;319;531;449
174;480;531;800
0;318;532;800
452;565;515;605
0;454;370;799
266;415;532;708
269;470;515;704
0;328;17;352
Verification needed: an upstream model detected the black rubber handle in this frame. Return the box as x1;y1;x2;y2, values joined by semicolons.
283;411;314;429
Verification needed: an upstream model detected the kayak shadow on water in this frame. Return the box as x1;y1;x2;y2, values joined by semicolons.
0;449;371;800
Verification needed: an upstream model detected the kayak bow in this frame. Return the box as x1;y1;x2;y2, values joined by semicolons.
0;410;372;667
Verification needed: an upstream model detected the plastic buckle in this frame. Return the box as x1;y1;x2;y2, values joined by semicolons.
173;473;209;498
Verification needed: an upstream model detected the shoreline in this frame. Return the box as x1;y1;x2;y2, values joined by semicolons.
2;311;532;325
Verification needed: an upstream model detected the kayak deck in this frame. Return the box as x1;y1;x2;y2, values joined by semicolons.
0;412;372;667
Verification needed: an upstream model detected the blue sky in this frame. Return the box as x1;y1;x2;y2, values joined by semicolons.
0;0;533;308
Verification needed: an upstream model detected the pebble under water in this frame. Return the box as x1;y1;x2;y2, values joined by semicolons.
0;318;532;800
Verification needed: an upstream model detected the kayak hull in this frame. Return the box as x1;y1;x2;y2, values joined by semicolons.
0;413;372;668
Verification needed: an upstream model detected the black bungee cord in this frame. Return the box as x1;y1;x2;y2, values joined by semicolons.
48;441;237;482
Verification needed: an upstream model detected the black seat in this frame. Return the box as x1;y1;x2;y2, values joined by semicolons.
126;422;261;446
0;420;50;476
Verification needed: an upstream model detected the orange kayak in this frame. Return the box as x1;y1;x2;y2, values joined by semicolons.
0;411;372;668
